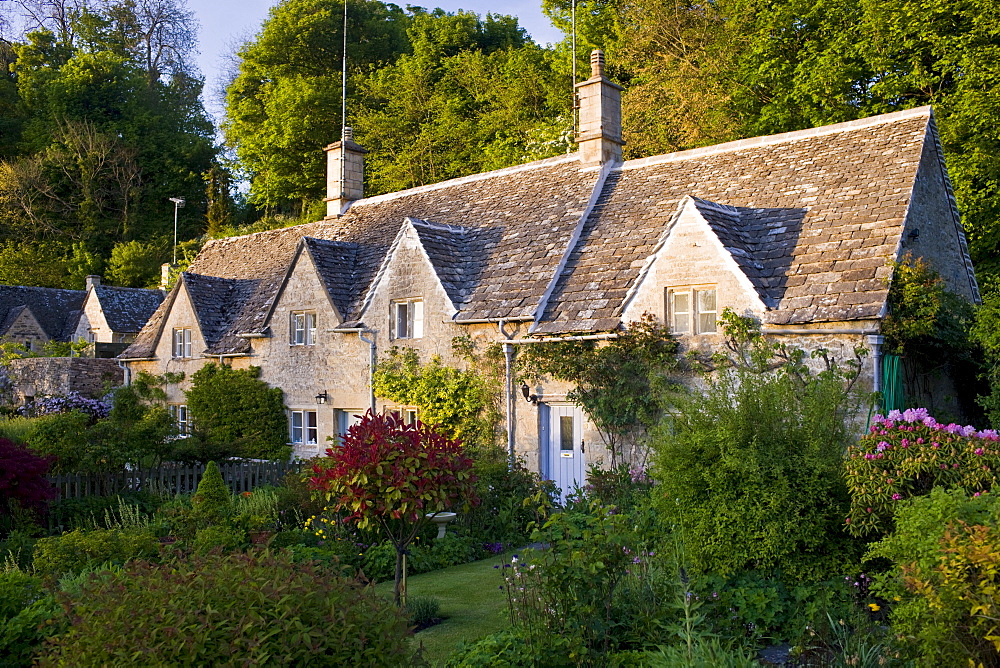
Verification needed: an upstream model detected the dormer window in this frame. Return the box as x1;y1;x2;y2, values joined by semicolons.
391;299;423;340
667;287;717;334
172;328;193;358
291;311;317;346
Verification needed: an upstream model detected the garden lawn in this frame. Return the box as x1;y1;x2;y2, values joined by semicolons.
375;549;516;665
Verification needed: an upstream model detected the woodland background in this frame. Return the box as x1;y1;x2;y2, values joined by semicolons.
1;0;999;292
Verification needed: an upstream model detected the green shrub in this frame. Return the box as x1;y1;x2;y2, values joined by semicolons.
23;411;93;473
0;594;62;667
694;571;854;647
191;461;231;527
49;491;168;533
870;487;1000;666
405;595;441;628
0;572;43;623
463;456;550;548
32;527;159;579
504;504;647;660
38;550;414;666
650;317;864;581
446;629;576;667
185;364;289;459
363;541;396;582
192;525;245;554
0;530;37;571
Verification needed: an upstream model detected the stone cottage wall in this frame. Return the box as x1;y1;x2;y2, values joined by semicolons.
8;357;123;403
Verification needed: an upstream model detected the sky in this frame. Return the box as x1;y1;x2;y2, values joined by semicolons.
190;0;565;119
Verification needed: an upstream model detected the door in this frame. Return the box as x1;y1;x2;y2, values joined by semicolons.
543;404;586;502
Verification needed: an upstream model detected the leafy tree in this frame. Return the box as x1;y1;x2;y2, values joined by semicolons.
353;11;572;195
185;364;289;460
203;163;234;238
519;313;681;467
309;410;478;604
106;239;166;288
373;346;500;451
223;0;410;209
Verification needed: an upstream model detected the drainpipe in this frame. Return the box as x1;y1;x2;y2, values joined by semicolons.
116;360;131;386
499;321;517;467
358;328;376;413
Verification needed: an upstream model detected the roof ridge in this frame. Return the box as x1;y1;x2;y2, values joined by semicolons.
622;106;932;172
350;153;581;210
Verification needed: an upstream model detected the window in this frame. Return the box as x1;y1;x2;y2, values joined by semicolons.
667;287;717;334
172;328;192;358
335;409;365;445
290;410;318;445
290;311;317;346
169;404;190;434
389;407;419;426
391;299;423;339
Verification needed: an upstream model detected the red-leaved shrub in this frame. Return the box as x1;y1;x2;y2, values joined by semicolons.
0;438;56;526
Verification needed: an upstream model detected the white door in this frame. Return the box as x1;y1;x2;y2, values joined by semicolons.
543;404;586;502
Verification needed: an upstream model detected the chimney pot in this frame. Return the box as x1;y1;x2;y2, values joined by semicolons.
85;275;101;290
343;126;354;141
590;50;605;78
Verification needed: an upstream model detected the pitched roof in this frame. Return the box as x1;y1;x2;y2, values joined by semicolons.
0;285;85;341
303;237;358;319
92;286;164;333
122;105;969;357
535;108;933;331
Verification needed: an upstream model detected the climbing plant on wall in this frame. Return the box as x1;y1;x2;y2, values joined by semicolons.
518;313;682;467
372;342;502;454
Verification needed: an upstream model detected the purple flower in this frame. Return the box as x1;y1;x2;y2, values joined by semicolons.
876;441;889;452
975;448;985;456
892;493;901;500
888;410;903;421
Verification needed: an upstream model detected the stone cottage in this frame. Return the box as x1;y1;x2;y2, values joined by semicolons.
0;277;163;403
119;51;978;495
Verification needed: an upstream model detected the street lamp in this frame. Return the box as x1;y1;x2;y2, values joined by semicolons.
169;197;185;265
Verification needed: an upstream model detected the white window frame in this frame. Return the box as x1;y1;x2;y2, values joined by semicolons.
389;407;419;426
666;286;717;335
172;328;192;358
290;410;319;445
391;299;423;340
169;404;190;435
290;311;317;346
335;409;365;445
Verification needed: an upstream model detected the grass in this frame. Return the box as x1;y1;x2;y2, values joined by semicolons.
375;549;518;665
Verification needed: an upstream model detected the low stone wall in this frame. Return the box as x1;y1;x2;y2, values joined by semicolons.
7;357;123;403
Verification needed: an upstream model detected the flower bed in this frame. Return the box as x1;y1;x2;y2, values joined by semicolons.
845;408;999;535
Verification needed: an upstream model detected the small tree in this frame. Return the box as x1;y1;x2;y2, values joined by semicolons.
185;364;288;459
309;411;479;605
519;313;681;467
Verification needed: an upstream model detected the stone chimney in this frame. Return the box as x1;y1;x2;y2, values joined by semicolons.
160;263;172;290
85;275;101;290
324;127;367;218
575;50;624;165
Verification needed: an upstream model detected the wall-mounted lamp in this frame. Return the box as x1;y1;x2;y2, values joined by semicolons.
315;390;329;405
520;382;539;405
907;228;920;242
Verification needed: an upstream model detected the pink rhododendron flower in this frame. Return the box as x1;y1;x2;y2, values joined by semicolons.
891;493;901;500
888;410;903;421
975;448;985;456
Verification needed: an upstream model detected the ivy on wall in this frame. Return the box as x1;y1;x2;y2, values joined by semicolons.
372;340;502;455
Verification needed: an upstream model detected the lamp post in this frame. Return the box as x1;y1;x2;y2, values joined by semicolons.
169;197;185;265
